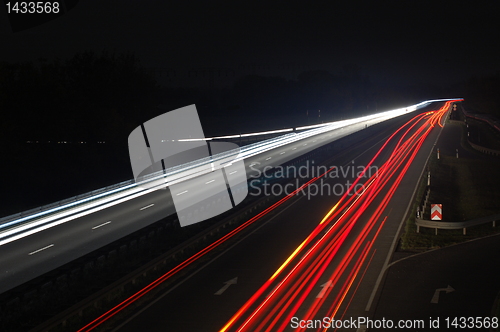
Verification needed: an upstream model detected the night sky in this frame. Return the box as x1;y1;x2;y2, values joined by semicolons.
1;1;499;86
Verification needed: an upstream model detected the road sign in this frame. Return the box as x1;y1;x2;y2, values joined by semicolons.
431;204;442;220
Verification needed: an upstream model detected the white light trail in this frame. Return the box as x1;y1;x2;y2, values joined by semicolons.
0;98;462;246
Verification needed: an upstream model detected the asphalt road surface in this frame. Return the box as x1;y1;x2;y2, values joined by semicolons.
0;111;398;294
373;234;500;331
109;105;449;332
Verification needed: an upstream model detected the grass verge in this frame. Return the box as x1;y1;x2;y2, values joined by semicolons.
401;121;500;251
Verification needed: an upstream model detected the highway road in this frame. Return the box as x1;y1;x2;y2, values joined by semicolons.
374;233;500;331
76;101;457;331
1;103;431;294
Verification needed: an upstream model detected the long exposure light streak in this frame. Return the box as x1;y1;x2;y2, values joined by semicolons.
1;99;461;241
219;101;456;332
76;164;338;331
70;100;456;332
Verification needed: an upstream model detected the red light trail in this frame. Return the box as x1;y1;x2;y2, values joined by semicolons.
219;101;456;332
76;140;338;332
75;101;457;332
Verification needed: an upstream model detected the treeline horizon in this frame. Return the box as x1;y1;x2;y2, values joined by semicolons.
1;51;498;145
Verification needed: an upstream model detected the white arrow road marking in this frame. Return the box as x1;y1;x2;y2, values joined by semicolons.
92;221;111;230
29;244;54;255
431;285;455;303
316;280;333;298
214;277;238;295
140;204;155;210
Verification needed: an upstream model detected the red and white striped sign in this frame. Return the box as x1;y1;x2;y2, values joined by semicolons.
431;204;442;220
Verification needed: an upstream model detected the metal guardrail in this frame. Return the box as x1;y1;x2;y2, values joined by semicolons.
463;110;500;133
459;107;500;155
28;193;276;332
0;128;309;228
0;99;455;228
0;179;136;226
468;139;500;156
0;133;290;227
416;213;500;235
